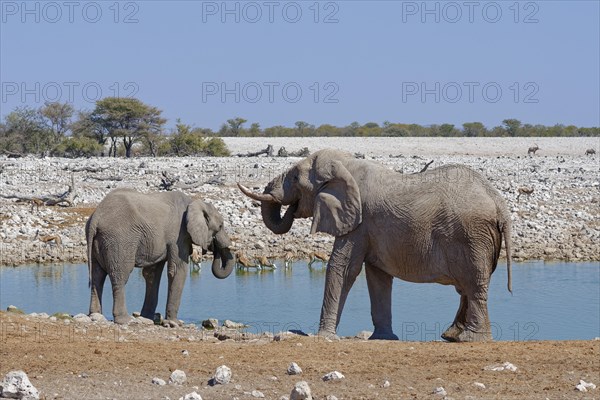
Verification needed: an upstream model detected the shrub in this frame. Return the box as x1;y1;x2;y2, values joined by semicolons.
52;136;103;158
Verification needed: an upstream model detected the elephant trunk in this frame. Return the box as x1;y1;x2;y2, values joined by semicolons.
261;201;296;234
238;182;297;234
211;235;235;279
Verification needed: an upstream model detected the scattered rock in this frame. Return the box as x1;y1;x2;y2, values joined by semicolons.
473;382;486;389
576;379;596;392
287;362;302;375
179;391;202;400
182;350;189;356
202;318;219;330
72;313;92;323
251;390;265;398
212;365;232;385
290;381;312;400
169;370;186;385
0;370;40;399
130;316;154;325
6;305;24;314
355;330;372;340
322;371;345;381
383;380;390;388
223;320;247;329
325;396;338;400
152;377;166;386
433;386;447;396
484;362;518;372
89;313;108;323
274;331;296;341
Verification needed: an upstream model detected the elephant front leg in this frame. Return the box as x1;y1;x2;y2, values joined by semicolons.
141;263;165;319
365;264;398;340
164;260;188;325
318;235;366;338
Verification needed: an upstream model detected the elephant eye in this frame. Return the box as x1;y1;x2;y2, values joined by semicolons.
293;175;299;182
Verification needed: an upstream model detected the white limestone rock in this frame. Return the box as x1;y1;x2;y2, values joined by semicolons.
0;370;40;400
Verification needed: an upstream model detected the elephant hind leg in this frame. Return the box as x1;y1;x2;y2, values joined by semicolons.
89;259;107;315
141;263;165;319
109;266;134;325
456;288;493;342
441;292;468;342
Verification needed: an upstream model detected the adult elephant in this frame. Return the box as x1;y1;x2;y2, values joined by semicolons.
86;189;235;325
239;149;512;342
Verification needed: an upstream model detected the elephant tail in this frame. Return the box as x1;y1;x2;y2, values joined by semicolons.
501;215;513;294
85;217;96;289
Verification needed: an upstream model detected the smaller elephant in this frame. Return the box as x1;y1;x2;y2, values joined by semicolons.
86;189;235;325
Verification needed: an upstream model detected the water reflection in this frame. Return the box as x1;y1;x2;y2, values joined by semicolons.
33;264;64;284
1;261;598;341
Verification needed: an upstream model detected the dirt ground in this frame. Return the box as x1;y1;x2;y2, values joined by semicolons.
1;312;598;400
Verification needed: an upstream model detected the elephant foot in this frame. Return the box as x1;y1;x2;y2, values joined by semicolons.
443;326;492;342
140;310;155;320
369;330;399;341
441;324;463;342
162;319;181;328
456;328;492;342
113;314;133;325
317;330;340;341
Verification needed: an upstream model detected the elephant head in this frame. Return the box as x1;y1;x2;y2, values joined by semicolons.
186;201;235;279
239;150;362;237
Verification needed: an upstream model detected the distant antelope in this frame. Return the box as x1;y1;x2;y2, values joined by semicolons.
308;251;329;268
585;148;596;156
30;198;44;212
189;247;203;272
517;187;534;202
235;251;258;269
283;251;294;268
256;255;276;269
527;144;540;156
39;234;62;246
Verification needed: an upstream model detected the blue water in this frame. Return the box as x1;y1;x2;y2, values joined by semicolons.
0;261;598;341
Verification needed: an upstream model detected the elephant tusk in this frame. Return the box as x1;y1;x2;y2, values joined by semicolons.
237;183;277;203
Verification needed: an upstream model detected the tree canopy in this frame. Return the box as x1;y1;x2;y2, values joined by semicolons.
1;97;597;159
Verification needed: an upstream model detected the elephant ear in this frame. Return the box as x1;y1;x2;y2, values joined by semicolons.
186;201;210;247
310;160;362;236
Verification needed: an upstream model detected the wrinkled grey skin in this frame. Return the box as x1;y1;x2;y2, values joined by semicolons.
240;149;512;342
86;189;235;325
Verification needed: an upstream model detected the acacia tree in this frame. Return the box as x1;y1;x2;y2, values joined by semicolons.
502;119;522;137
462;122;487;137
40;102;74;145
1;107;51;155
90;97;165;157
226;117;247;136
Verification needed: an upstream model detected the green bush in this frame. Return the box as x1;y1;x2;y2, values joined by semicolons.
52;136;103;158
204;137;230;156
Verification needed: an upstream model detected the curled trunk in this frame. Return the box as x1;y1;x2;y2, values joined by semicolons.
210;240;235;279
261;201;296;234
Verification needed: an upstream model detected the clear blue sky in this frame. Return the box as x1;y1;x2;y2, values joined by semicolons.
1;1;599;130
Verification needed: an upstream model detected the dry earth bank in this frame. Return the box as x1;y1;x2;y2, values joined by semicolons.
1;312;599;400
